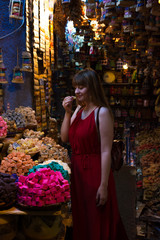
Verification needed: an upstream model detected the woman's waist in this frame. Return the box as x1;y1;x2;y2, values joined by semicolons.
71;152;100;169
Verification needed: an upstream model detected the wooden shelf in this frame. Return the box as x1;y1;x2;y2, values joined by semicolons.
103;82;140;86
0;206;63;216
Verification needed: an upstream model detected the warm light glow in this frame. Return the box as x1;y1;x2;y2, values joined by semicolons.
90;20;98;31
123;63;128;70
132;48;139;51
100;23;106;28
94;31;100;40
115;38;120;43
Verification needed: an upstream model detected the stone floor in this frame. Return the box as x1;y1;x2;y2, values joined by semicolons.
114;165;137;240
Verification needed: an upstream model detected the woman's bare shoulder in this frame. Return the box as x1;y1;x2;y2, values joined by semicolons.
99;107;113;124
99;106;110;115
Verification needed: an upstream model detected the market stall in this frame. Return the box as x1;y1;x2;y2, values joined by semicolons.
0;0;160;239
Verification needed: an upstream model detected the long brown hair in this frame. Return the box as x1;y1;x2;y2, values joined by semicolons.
72;68;113;116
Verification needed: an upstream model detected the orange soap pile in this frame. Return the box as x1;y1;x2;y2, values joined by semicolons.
0;152;36;176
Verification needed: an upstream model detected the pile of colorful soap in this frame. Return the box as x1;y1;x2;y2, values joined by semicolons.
2;109;26;129
15;106;37;127
0;116;7;138
28;161;70;182
0;172;17;206
37;137;70;163
8;138;39;155
23;129;44;139
17;168;70;207
0;152;36;176
41;159;71;174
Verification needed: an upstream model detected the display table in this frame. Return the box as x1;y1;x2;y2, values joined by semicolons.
0;204;69;240
0;206;62;216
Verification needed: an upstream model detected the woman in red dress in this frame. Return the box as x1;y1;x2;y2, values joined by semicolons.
61;68;128;240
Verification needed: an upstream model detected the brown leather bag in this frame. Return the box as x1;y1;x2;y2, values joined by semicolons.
96;107;124;171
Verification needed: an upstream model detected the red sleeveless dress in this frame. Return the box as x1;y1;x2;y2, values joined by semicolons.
69;109;128;240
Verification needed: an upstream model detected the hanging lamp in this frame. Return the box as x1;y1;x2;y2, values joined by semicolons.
0;48;8;84
21;51;33;72
12;48;24;83
9;0;23;20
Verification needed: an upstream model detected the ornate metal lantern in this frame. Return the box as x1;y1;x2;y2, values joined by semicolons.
12;48;24;83
9;0;23;20
21;51;32;72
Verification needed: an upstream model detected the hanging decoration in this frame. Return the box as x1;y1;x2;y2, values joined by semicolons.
53;0;67;40
9;0;23;20
21;51;33;72
116;0;136;7
12;48;24;83
104;0;116;8
68;0;84;26
0;49;8;84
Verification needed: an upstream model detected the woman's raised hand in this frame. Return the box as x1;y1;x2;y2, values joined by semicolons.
62;96;75;114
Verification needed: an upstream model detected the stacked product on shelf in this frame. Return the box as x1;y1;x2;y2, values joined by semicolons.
135;129;160;239
136;129;160;201
136;129;160;202
135;129;160;214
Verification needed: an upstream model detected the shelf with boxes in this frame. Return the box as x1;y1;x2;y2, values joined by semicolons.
135;128;160;240
103;82;157;122
103;80;158;166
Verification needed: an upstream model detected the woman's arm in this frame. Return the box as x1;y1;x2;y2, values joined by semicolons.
60;96;81;143
61;111;72;143
96;107;114;206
